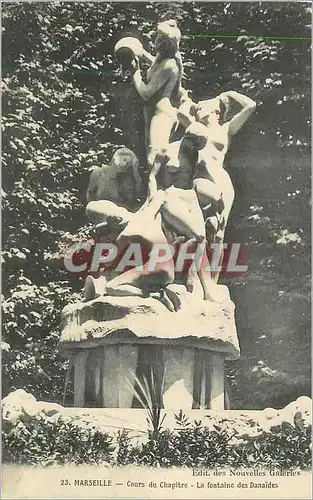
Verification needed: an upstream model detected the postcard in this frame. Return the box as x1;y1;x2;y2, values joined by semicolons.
2;1;311;498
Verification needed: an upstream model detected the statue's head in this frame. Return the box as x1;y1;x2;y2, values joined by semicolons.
110;148;139;172
183;122;208;151
195;98;222;127
196;96;230;127
155;19;181;57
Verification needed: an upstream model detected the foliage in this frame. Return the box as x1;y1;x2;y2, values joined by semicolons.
2;1;311;407
115;429;139;466
116;411;312;468
2;281;80;401
2;412;311;468
232;423;312;469
2;416;113;466
133;412;232;467
124;368;166;436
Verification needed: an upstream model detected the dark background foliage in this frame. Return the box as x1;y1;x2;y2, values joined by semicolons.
2;1;311;408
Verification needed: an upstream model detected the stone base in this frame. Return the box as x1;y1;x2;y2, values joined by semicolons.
60;292;239;409
70;345;227;409
60;293;240;360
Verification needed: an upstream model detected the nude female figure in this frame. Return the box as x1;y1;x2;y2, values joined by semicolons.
131;19;191;198
190;90;256;284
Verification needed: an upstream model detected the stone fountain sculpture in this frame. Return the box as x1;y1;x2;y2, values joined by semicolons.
59;25;255;410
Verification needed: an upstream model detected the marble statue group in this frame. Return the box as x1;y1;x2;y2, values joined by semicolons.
84;19;256;311
59;20;256;409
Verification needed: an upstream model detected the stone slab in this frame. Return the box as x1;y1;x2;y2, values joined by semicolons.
59;294;240;360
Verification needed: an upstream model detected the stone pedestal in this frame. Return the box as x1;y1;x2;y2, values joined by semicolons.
60;291;239;410
70;346;226;409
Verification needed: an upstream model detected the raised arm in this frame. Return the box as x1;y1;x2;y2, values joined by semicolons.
132;59;178;102
177;98;198;129
139;48;156;65
221;91;256;137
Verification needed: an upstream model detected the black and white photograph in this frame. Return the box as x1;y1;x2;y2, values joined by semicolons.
1;1;311;498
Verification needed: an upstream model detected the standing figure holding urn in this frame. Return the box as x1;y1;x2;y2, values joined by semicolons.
129;20;191;198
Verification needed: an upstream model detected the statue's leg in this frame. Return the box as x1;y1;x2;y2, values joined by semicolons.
146;149;168;200
193;176;234;285
107;217;175;297
193;178;224;217
186;239;228;303
186;262;206;300
106;212;176;298
161;188;206;243
146;103;177;199
83;273;149;301
191;240;217;300
105;261;175;296
197;258;216;301
194;173;234;222
106;283;147;297
86;200;132;225
149;102;177;155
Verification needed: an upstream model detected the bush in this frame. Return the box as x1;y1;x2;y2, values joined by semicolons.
2;417;113;466
233;424;312;469
115;412;312;468
3;412;310;468
132;425;231;468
